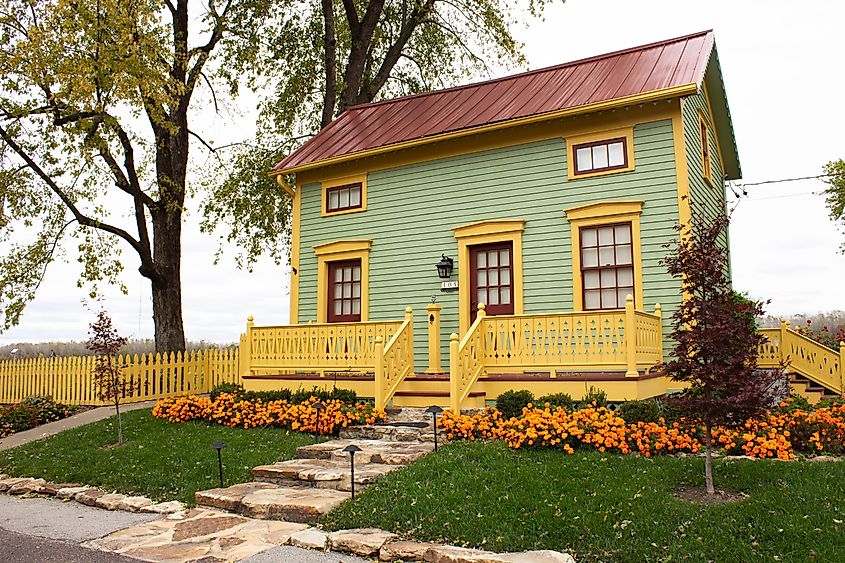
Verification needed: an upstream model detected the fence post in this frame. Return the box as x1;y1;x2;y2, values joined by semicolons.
426;303;442;373
625;294;637;377
374;336;385;410
449;333;460;413
654;303;663;363
839;341;844;397
240;315;254;377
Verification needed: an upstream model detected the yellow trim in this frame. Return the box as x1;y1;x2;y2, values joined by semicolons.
314;240;372;323
275;85;698;177
564;201;644;312
321;174;368;217
671;107;692;233
287;180;302;324
565;127;635;180
697;110;713;185
451;220;525;335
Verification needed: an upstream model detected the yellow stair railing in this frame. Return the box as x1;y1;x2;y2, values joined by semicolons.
449;297;663;412
375;307;415;409
759;321;845;395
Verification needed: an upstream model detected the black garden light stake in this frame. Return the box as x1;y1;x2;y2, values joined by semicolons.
425;405;443;451
210;441;227;487
313;402;325;443
342;444;362;498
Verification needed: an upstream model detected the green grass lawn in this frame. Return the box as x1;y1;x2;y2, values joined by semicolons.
323;441;845;562
0;409;312;505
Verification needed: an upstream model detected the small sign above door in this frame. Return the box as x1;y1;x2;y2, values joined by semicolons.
440;281;458;291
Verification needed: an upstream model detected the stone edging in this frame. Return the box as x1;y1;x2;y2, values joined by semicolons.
0;474;185;514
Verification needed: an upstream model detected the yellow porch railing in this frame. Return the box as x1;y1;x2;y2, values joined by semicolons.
241;308;415;409
759;321;844;395
450;296;663;412
375;307;415;409
0;349;241;406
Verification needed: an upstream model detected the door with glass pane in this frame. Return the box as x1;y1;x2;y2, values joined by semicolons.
579;222;634;310
469;243;514;322
327;260;362;322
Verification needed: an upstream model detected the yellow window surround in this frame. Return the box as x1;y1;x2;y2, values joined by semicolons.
321;174;368;217
313;240;371;323
451;219;525;336
564;201;644;312
565;126;635;180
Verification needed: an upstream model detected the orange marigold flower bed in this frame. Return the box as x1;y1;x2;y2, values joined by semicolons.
439;400;845;460
152;393;386;435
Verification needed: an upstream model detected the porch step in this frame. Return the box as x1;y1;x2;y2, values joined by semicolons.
195;482;348;523
253;458;402;491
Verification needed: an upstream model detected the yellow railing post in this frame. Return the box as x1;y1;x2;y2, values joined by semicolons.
840;341;844;397
240;315;254;377
426;303;442;373
655;303;663;362
780;319;789;365
374;335;385;409
405;306;415;371
625;294;637;376
449;333;460;413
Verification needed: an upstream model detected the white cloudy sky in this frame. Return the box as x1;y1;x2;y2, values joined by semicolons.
1;0;843;345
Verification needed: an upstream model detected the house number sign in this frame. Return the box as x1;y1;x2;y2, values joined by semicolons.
440;281;458;291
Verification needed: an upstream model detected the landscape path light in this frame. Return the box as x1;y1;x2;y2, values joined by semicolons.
425;405;443;451
342;444;363;498
210;441;227;487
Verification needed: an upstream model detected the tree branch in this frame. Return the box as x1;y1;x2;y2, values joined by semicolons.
321;0;338;128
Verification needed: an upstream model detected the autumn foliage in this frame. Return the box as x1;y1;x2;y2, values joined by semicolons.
439;398;845;460
152;393;386;435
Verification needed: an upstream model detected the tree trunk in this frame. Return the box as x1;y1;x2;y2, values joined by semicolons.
150;210;186;352
704;421;715;494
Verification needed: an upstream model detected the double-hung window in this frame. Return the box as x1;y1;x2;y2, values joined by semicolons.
580;222;634;310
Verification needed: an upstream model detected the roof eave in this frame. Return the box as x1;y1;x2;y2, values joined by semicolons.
270;83;699;177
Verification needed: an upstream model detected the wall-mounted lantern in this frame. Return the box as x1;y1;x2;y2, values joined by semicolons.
436;255;454;279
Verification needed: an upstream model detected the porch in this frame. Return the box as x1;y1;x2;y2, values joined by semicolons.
240;296;668;410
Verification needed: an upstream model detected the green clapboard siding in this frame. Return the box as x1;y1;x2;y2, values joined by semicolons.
682;93;730;252
298;119;683;371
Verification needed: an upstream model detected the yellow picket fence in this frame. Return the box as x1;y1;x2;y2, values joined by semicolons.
0;348;242;406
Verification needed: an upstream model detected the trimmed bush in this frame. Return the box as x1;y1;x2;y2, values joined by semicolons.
536;393;574;410
210;382;246;401
496;390;534;420
579;386;608;409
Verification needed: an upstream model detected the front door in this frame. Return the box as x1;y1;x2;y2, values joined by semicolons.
469;242;514;323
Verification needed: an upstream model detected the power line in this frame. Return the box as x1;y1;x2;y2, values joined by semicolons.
736;172;843;188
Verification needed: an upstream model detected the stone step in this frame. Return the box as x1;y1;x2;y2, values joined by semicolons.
296;439;432;465
195;482;348;523
253;458;401;491
339;424;435;442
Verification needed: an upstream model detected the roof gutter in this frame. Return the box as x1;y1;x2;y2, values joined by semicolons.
270;83;699;177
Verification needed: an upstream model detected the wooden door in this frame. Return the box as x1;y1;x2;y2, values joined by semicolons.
470;242;514;323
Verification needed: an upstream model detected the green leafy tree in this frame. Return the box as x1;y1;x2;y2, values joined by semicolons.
661;209;785;495
0;0;560;350
822;159;845;252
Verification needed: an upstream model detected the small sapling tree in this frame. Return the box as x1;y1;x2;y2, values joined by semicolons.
86;309;130;445
661;209;784;495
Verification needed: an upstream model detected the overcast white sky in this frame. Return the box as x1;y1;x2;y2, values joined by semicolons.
1;0;843;345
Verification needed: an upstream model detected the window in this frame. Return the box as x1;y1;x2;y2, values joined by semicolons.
699;114;712;182
328;260;362;322
566;127;634;180
573;138;628;176
580;223;634;310
326;182;363;213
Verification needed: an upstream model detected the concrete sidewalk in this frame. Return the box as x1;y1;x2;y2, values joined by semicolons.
0;401;156;451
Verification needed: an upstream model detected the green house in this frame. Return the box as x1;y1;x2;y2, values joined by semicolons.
241;30;747;409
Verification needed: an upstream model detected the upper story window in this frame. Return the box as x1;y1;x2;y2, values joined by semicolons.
698;112;713;183
326;182;362;213
580;222;634;310
574;138;628;176
566;127;634;180
321;174;368;216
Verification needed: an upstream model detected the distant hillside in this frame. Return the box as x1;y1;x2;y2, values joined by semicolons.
0;339;236;360
758;310;845;331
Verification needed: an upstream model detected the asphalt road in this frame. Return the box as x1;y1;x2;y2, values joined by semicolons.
0;528;138;563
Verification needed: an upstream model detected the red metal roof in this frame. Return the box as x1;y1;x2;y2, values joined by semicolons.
272;31;715;174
